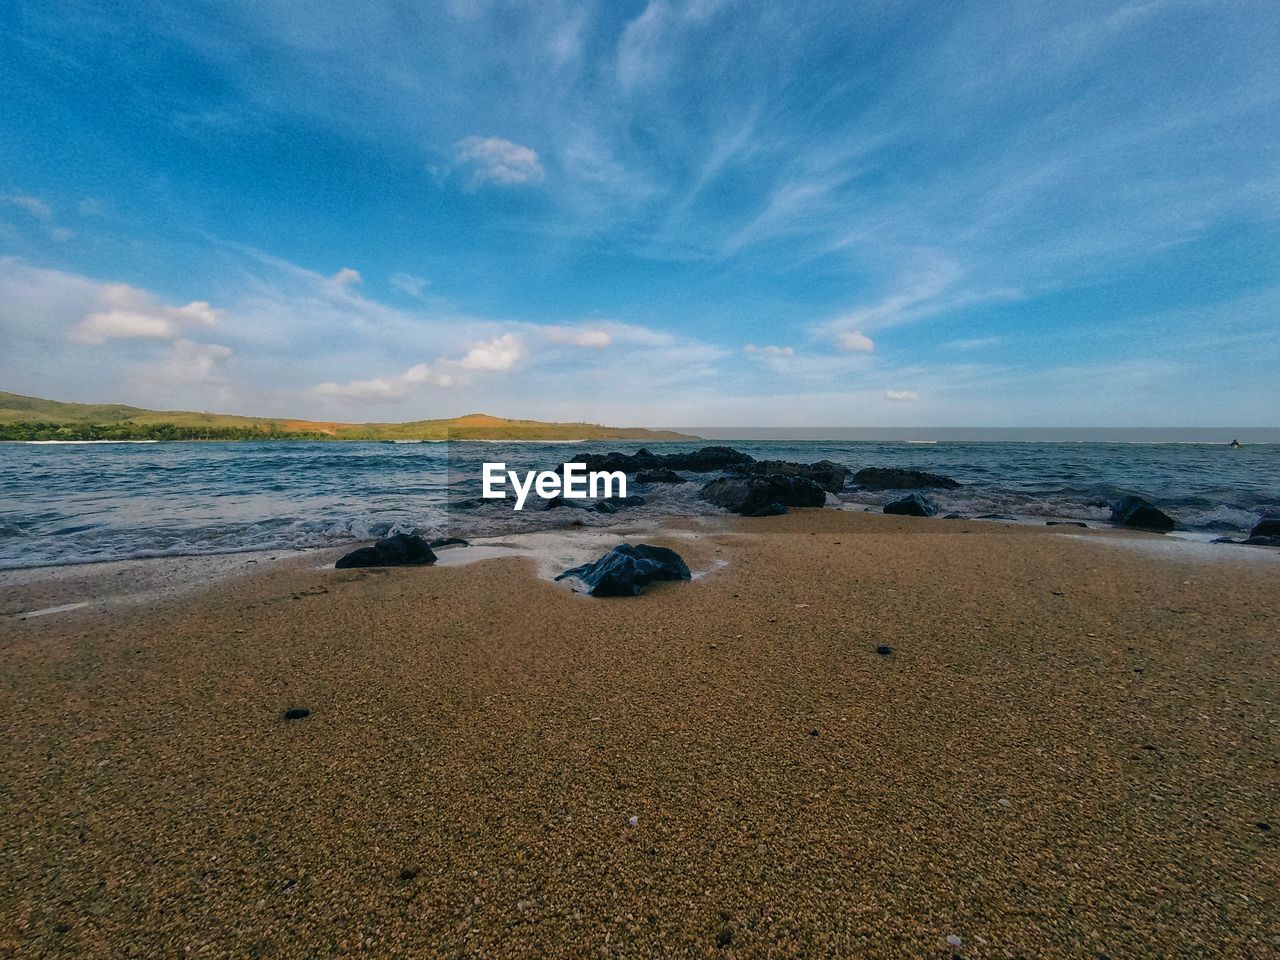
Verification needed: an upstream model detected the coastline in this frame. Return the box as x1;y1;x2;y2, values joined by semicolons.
2;510;1276;957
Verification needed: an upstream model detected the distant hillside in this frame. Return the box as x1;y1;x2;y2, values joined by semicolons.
0;391;696;442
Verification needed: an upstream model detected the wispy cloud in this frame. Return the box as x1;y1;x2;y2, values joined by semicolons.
454;136;545;189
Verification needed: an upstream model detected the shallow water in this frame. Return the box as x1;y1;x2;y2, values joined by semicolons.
0;439;1276;569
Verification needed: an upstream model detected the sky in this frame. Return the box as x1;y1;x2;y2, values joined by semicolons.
1;0;1277;427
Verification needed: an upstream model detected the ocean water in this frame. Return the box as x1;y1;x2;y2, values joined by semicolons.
0;439;1276;570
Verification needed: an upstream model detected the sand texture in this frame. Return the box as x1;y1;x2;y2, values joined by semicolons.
1;512;1277;958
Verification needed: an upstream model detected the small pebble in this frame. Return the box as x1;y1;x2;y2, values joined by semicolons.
946;934;962;948
715;926;733;948
876;645;893;656
282;707;310;721
1258;822;1271;831
398;867;419;881
997;798;1011;809
628;815;639;828
809;729;819;737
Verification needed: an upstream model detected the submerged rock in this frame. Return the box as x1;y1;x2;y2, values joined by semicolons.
1046;521;1088;528
555;543;692;597
1109;495;1175;532
852;467;960;490
636;468;687;484
699;475;827;516
335;533;437;568
428;536;470;549
573;445;755;475
883;493;938;517
729;459;849;493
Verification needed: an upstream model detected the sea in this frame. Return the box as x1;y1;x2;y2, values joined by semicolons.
0;436;1277;570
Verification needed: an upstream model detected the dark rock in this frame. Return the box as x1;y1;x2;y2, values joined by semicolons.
335;533;437;568
593;500;619;514
1109;495;1175;532
883;493;938;517
876;645;893;655
542;494;583;510
730;459;848;493
398;866;420;881
699;475;826;516
574;445;755;475
975;513;1017;520
283;707;310;721
809;729;819;737
1047;521;1088;528
1214;535;1280;548
636;468;687;484
851;467;960;490
1250;514;1280;539
428;537;469;549
748;501;789;517
450;497;482;510
715;927;733;949
943;513;968;520
554;543;692;597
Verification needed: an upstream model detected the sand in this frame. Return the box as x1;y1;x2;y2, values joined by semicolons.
1;512;1277;958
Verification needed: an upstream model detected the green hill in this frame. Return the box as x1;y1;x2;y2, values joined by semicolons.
0;391;696;442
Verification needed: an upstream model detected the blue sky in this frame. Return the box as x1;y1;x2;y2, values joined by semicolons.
1;0;1277;426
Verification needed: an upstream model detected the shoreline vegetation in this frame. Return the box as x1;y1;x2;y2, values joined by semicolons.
0;390;695;442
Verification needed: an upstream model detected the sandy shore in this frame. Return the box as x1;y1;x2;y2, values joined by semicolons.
1;512;1276;958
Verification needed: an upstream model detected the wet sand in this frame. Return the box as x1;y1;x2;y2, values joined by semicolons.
1;512;1277;958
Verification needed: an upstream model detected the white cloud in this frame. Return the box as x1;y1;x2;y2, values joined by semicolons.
455;136;545;188
948;336;1003;350
543;325;612;348
330;267;362;287
884;389;919;401
743;343;794;357
835;330;874;353
390;273;430;298
312;334;524;403
165;339;233;382
3;194;73;241
69;285;219;344
3;195;52;221
453;332;526;370
403;363;456;387
313;376;407;401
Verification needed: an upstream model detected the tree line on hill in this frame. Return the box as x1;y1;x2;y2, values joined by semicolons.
0;421;332;441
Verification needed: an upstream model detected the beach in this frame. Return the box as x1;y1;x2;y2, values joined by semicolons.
2;511;1276;958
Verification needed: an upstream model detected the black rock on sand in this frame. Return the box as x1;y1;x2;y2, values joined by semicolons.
555;543;692;597
1109;495;1175;532
883;493;939;517
335;533;438;569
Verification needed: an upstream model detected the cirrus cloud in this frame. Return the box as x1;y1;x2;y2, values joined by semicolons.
743;343;794;357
